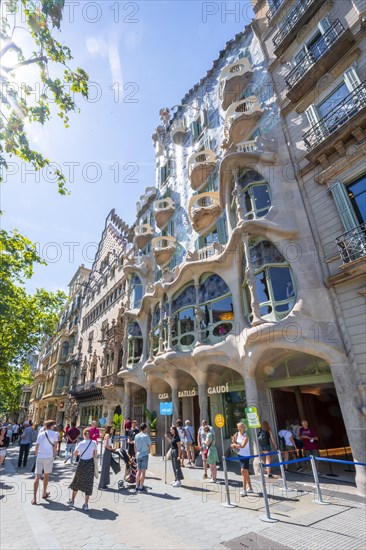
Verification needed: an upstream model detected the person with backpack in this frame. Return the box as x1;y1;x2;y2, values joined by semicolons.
176;419;187;467
257;421;277;477
278;424;300;471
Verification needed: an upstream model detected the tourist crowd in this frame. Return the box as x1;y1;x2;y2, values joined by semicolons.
0;416;319;511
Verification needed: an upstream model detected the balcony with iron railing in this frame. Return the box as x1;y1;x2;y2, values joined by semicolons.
101;372;124;387
285;21;354;103
153;197;175;229
222;97;262;149
188;192;222;233
273;0;327;57
336;223;366;265
188;150;216;191
218;58;253;111
266;0;286;20
303;82;366;161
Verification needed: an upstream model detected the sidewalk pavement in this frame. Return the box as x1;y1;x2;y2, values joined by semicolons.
0;443;365;550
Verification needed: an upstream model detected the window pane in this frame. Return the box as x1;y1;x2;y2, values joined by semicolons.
242;189;252;215
318;83;348;118
179;308;194;333
211;296;234;323
204;228;219;246
287;355;316;377
253;184;270;212
255;271;270;303
347;175;366;224
269;267;293;301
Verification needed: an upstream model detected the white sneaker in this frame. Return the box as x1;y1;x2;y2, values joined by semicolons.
172;481;181;487
82;503;89;511
247;489;254;493
208;478;216;483
241;490;247;497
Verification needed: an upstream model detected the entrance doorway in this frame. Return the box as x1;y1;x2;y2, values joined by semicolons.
266;353;350;455
272;384;349;451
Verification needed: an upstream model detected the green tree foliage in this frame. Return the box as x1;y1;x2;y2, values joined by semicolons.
0;363;32;418
0;0;89;194
0;229;67;375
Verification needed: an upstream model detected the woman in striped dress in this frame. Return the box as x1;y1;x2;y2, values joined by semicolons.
67;428;97;512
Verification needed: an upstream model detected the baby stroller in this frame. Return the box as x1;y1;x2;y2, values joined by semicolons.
115;448;137;489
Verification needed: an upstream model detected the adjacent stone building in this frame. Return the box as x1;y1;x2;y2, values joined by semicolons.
69;210;132;426
253;0;365;489
29;265;90;425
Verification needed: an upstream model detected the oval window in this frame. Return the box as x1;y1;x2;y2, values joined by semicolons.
213;323;233;337
180;334;195;346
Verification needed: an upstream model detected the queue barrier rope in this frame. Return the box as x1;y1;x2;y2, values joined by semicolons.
314;456;366;467
268;456;310;468
225;451;278;461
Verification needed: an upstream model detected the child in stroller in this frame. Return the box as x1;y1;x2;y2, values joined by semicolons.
115;448;137;489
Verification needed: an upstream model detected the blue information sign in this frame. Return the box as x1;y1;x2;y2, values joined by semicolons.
160;401;173;415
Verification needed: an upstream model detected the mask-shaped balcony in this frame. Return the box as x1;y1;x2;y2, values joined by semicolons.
171;120;186;145
152;236;177;266
222;97;262;149
134;224;153;250
218;58;253;111
153;198;175;230
188;149;216;191
188;192;222;234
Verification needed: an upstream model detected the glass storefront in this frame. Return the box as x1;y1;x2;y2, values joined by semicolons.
80;404;103;427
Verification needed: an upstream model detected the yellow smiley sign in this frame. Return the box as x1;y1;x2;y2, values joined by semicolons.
215;414;225;428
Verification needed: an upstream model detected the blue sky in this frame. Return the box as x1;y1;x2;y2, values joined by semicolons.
2;1;254;293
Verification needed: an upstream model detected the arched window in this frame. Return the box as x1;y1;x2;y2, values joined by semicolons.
57;369;65;388
199;274;234;342
246;239;296;322
232;169;271;221
130;274;143;309
127;321;143;365
170;276;235;351
171;284;196;350
60;341;69;359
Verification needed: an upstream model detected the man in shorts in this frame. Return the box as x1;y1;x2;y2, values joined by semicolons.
134;423;151;493
32;419;58;505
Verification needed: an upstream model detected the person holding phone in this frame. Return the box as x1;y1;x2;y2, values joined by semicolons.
299;420;319;457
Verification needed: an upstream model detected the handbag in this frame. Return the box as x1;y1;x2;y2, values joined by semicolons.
94;456;99;479
76;440;92;463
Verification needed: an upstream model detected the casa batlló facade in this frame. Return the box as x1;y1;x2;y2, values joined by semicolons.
29;1;365;491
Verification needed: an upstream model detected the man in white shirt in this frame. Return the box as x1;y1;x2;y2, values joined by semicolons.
32;419;58;505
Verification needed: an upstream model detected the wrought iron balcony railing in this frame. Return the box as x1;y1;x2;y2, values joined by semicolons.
266;0;285;20
336;223;366;264
286;20;345;89
303;82;366;151
273;0;318;48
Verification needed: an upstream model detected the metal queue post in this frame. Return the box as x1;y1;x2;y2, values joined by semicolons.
215;414;237;508
245;406;278;523
160;401;173;485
